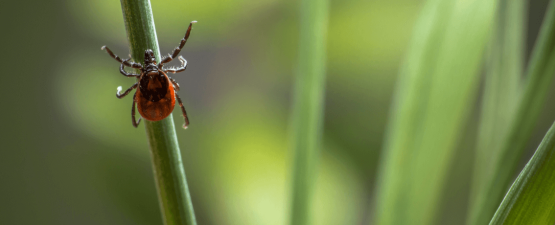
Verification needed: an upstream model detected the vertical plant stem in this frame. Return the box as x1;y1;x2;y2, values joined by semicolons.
289;0;329;224
120;1;197;225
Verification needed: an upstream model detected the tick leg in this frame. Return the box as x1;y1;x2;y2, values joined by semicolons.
101;46;143;69
169;78;180;91
132;92;142;128
159;21;196;68
164;56;188;74
175;92;190;129
117;83;138;99
120;60;140;77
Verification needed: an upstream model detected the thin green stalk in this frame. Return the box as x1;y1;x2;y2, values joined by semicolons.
289;0;329;224
120;1;196;225
468;1;555;224
490;120;555;224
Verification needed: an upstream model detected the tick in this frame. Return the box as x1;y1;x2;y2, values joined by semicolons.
101;21;197;129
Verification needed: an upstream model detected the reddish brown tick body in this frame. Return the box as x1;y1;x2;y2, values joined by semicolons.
135;69;176;122
101;21;197;129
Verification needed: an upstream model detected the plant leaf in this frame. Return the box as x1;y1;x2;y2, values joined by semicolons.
373;0;498;224
489;120;555;224
468;1;555;224
467;0;525;224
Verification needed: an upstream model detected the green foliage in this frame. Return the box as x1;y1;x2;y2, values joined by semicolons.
374;0;498;224
38;0;555;224
119;0;197;224
468;1;555;224
467;0;524;224
489;121;555;224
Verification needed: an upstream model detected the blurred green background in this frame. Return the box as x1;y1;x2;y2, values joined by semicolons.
0;0;553;224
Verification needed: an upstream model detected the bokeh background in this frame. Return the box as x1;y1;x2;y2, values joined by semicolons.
0;0;553;224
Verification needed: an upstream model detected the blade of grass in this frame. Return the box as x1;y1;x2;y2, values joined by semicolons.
472;0;524;192
468;0;525;223
373;0;497;224
119;1;197;225
288;0;329;224
489;120;555;224
467;1;555;224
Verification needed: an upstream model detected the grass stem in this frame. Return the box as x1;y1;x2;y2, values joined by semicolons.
120;1;197;224
289;0;329;224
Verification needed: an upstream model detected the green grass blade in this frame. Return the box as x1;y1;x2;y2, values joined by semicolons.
373;0;497;224
288;0;329;224
473;0;524;189
120;1;197;224
467;1;555;224
467;0;525;224
489;121;555;224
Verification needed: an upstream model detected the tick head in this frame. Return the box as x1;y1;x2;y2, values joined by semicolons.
144;49;157;64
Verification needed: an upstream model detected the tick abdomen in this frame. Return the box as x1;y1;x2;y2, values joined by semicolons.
136;75;175;121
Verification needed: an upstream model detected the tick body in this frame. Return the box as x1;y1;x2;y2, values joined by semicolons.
135;66;176;121
102;21;196;129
